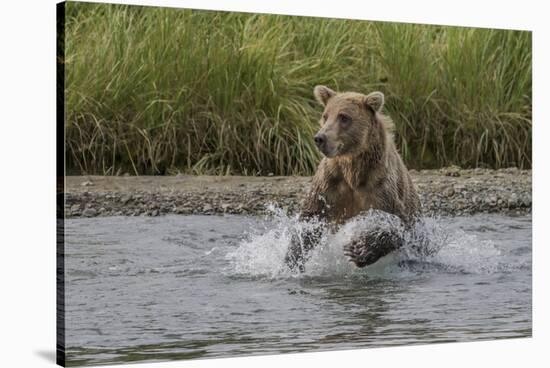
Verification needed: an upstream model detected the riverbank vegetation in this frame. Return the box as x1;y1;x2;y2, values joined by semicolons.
63;2;531;175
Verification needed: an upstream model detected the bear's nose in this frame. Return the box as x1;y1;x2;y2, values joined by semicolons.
314;133;326;147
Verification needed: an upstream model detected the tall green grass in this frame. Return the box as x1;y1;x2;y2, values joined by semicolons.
63;2;531;175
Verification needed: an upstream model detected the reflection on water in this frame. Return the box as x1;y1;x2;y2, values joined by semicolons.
64;212;531;366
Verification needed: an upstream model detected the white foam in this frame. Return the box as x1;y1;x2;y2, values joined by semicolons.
226;205;509;279
429;230;502;274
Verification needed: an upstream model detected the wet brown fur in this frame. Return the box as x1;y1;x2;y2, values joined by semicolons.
285;86;420;271
302;87;420;225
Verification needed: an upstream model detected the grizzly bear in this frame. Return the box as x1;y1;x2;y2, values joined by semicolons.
284;85;421;272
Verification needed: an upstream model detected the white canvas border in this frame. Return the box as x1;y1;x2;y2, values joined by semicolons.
0;0;547;367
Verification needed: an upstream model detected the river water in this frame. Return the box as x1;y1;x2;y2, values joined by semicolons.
64;210;532;366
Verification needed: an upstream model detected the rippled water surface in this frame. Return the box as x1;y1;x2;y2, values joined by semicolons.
64;212;531;366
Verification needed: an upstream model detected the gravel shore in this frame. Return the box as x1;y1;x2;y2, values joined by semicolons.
64;168;531;218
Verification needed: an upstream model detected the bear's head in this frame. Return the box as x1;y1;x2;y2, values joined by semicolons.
312;85;386;158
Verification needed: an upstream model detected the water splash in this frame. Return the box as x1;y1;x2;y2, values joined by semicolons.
226;205;508;279
424;228;503;274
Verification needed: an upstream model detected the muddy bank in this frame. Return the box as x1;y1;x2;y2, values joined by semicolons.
64;168;531;218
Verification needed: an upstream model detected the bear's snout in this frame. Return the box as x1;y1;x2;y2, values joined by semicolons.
314;132;340;157
314;133;327;148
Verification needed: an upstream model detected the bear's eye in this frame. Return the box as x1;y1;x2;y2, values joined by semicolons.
322;113;328;122
338;113;352;125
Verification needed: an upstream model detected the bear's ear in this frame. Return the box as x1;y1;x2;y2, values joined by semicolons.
313;85;336;106
364;91;385;112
